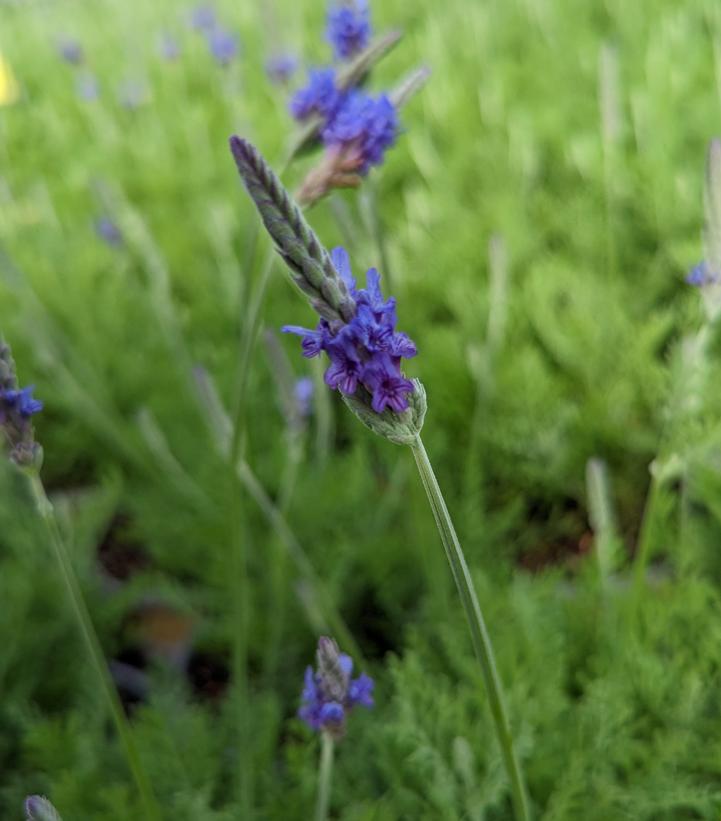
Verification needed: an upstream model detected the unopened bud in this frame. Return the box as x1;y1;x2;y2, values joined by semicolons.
24;796;62;821
316;636;349;701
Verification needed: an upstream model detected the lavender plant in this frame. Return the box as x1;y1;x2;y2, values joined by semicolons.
0;341;161;820
299;637;374;820
228;137;531;821
207;28;238;67
76;73;99;102
56;38;83;66
158;33;181;62
286;0;427;204
189;5;216;33
326;1;371;60
266;53;298;86
634;138;721;600
229;0;427;460
0;346;42;468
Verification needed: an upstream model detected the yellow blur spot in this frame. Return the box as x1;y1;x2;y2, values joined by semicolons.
0;52;19;106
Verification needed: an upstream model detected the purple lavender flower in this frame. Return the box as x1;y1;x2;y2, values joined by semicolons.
281;321;330;357
324;330;363;395
2;386;43;418
95;217;123;247
687;261;717;287
24;796;61;821
0;343;42;468
361;356;415;413
207;28;238;66
76;73;99;102
57;38;83;65
190;4;216;32
289;68;343;122
294;377;315;417
299;637;374;738
326;1;371;61
159;33;181;61
322;91;398;173
283;246;416;414
265;53;298;85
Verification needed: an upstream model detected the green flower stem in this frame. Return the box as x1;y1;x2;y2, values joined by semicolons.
27;472;162;821
360;180;393;295
229;468;253;817
236;459;362;663
263;434;304;681
314;732;335;821
409;435;531;821
229;242;276;466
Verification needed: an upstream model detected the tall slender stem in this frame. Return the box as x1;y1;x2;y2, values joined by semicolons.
236;459;362;663
229;244;276;466
409;435;531;821
314;732;335;821
360;181;393;295
263;434;303;682
229;467;253;816
27;472;161;821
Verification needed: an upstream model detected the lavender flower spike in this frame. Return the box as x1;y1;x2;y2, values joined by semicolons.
266;53;298;85
289;68;343;122
0;341;42;468
57;38;83;65
207;28;238;66
327;1;372;61
229;136;425;442
229;136;356;323
190;5;216;32
294;377;315;417
321;91;398;174
299;637;374;739
24;796;62;820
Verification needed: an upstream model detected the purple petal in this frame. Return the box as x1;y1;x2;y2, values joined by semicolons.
319;701;345;726
389;332;417;358
282;325;325;357
331;246;355;290
338;653;353;678
347;672;374;708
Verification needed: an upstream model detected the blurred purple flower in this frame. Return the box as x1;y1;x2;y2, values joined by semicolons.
207;28;238;66
289;67;342;122
95;217;123;247
159;33;181;61
0;342;42;468
687;261;717;287
326;0;371;60
298;637;373;738
294;377;314;418
57;38;83;65
76;73;99;102
265;53;298;85
190;4;216;32
322;91;398;174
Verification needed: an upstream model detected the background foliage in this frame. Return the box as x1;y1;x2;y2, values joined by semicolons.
3;0;721;818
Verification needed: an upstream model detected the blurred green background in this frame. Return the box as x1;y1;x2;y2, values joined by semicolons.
3;0;721;818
